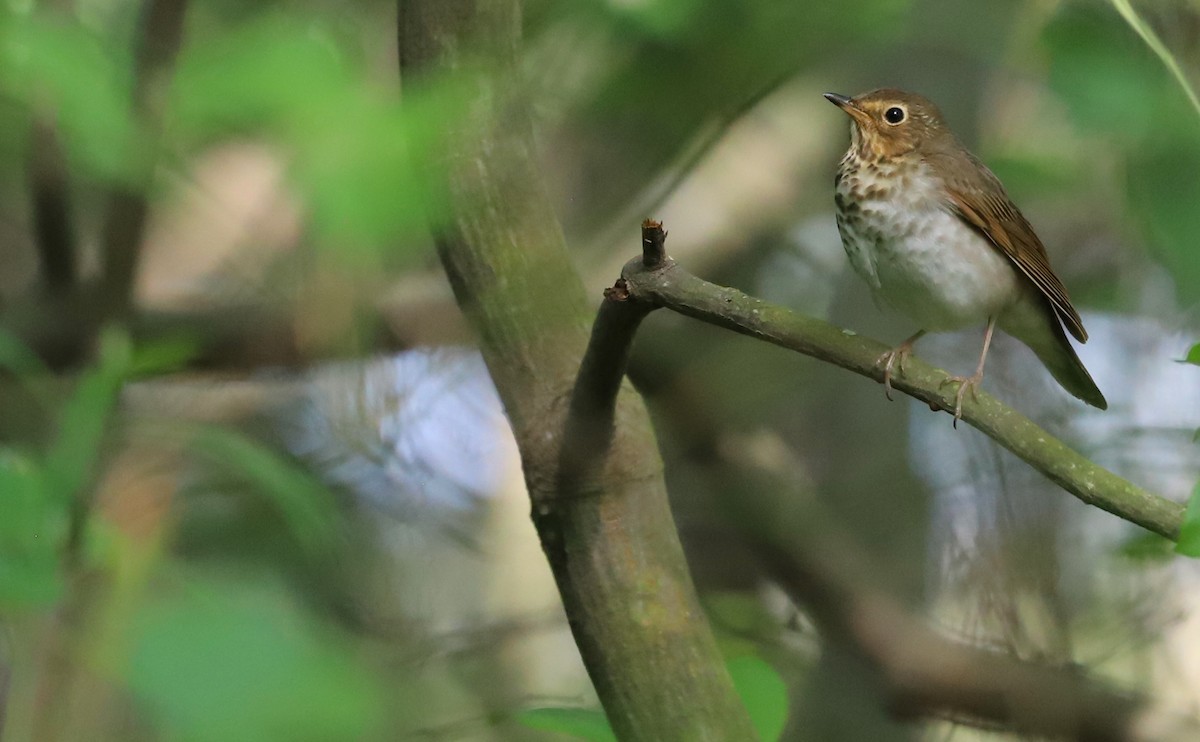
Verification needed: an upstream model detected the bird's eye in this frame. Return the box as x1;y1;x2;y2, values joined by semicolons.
884;106;905;124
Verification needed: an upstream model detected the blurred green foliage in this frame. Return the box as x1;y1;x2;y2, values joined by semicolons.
1184;339;1200;552
0;329;131;610
1117;531;1177;562
526;0;912;232
169;13;465;254
187;427;340;556
1046;2;1200;304
0;331;384;739
1176;481;1200;556
128;574;384;742
1085;1;1200;559
726;655;790;741
0;447;67;605
0;14;139;183
518;707;618;742
0;0;1197;739
0;5;461;260
519;655;787;741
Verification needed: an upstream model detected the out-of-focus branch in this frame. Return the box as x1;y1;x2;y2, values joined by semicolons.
585;70;796;256
708;431;1197;741
27;118;77;293
618;222;1184;540
100;0;189;316
0;277;455;373
0;288;417;372
398;3;757;740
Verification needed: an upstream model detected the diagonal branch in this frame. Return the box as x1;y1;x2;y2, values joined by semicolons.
618;222;1184;540
609;223;1197;739
27;117;78;293
740;470;1195;741
693;427;1197;740
100;0;189;317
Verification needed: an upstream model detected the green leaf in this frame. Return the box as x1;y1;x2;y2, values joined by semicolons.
985;153;1086;200
0;17;140;182
1175;480;1200;556
1108;0;1200;124
288;77;466;255
1044;7;1200;302
170;15;350;137
517;656;788;741
0;329;49;376
169;15;462;256
1126;144;1200;304
187;427;340;554
1117;531;1175;562
705;591;785;658
294;96;441;251
604;0;708;40
42;327;132;502
1185;344;1200;366
517;708;617;742
727;655;788;742
0;328;57;408
0;449;65;607
129;336;200;377
1043;5;1166;142
128;577;383;742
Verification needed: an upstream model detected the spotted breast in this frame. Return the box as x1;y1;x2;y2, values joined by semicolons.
834;150;1023;333
824;88;1106;415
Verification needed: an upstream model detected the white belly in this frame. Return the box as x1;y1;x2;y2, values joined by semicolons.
836;164;1021;332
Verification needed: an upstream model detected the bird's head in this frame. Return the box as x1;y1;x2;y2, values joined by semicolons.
824;88;949;161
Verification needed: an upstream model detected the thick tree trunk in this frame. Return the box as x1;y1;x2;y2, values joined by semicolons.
397;2;757;740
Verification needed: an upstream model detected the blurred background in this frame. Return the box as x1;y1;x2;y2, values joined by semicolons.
0;0;1199;739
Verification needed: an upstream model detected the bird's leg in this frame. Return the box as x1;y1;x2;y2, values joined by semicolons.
940;317;997;427
876;330;926;401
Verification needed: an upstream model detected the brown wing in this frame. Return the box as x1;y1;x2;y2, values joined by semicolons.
941;156;1088;343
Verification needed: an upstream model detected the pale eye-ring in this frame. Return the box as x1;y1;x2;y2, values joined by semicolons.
884;106;905;124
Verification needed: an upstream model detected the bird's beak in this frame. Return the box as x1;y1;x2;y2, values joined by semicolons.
824;92;868;124
824;92;853;108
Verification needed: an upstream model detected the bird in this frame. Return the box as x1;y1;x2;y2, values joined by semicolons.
824;88;1106;422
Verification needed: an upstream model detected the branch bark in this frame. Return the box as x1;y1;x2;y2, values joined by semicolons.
398;3;757;740
614;224;1197;739
714;432;1197;741
619;222;1184;540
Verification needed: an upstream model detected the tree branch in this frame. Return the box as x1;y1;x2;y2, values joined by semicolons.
0;290;322;372
27;117;77;293
712;432;1197;741
574;222;1195;738
100;0;189;317
398;3;757;740
619;222;1184;540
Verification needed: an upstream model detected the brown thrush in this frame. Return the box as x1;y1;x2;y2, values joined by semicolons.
825;88;1106;421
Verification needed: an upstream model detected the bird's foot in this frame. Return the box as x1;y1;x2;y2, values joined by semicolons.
939;372;983;428
876;345;915;401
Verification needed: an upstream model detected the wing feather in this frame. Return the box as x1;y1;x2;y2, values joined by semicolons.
940;155;1088;343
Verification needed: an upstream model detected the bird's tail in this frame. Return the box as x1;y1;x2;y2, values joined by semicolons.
1007;306;1107;410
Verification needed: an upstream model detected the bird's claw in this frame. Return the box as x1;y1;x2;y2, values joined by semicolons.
939;373;983;428
876;345;913;401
